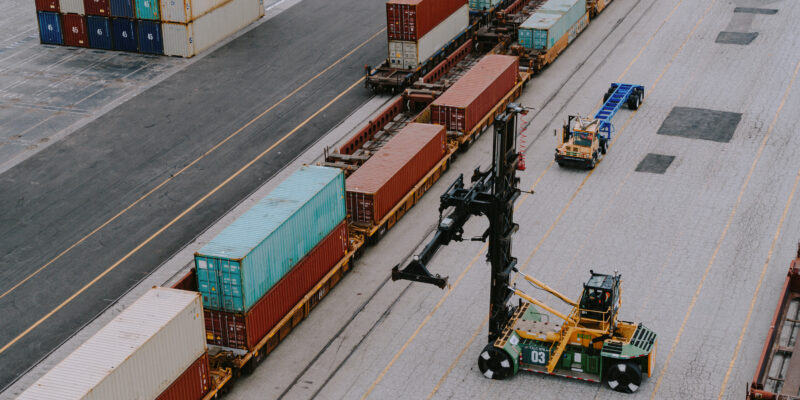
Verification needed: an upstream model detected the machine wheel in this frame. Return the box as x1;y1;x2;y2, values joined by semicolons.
603;92;611;103
478;344;514;380
600;139;608;155
606;361;642;393
588;153;597;169
627;94;641;110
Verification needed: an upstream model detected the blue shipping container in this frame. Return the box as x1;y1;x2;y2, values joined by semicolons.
137;21;162;54
87;16;112;49
519;0;586;50
196;166;346;313
134;0;160;20
111;18;137;52
110;0;134;18
38;12;63;45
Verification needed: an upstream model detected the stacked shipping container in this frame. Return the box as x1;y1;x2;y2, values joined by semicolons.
34;0;264;56
386;0;469;70
430;54;519;133
518;0;587;50
17;288;209;400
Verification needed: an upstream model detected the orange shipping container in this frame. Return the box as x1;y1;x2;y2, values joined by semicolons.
386;0;466;41
346;123;446;225
156;353;210;400
430;55;519;133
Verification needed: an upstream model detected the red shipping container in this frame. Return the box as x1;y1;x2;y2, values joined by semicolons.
35;0;59;12
62;14;89;47
156;353;210;400
84;0;110;15
346;123;446;225
386;0;465;41
204;221;348;350
431;55;519;133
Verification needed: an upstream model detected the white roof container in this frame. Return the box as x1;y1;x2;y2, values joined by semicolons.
18;287;206;400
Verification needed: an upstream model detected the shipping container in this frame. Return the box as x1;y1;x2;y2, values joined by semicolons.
111;17;137;51
62;14;89;47
87;15;112;49
161;0;263;57
138;20;163;54
518;0;586;50
37;12;63;44
36;0;60;12
84;0;110;15
135;0;160;19
196;165;346;313
205;221;348;350
346;123;446;225
156;353;210;400
110;0;134;18
160;0;248;23
60;0;85;14
17;288;206;400
388;4;468;70
468;0;502;11
430;54;518;133
386;0;465;41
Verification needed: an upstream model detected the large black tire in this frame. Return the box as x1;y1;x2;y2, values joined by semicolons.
627;94;640;110
600;139;608;155
478;344;514;380
603;92;611;103
606;361;643;393
588;153;597;170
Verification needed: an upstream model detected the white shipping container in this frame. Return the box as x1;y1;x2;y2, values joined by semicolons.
388;4;468;70
162;0;263;57
59;0;85;14
18;288;206;400
160;0;259;23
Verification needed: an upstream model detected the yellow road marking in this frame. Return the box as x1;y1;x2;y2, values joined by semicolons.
650;57;800;400
0;28;385;302
0;77;366;356
718;168;800;399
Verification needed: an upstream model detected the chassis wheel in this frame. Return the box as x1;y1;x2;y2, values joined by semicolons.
478;344;513;380
606;361;642;393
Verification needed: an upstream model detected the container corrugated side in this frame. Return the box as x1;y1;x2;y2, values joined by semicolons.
205;221;348;350
134;0;160;19
156;353;210;400
17;288;206;400
162;0;262;57
110;0;134;17
386;0;465;41
196;165;346;313
62;14;89;47
430;55;518;133
60;0;85;14
37;12;63;44
388;4;468;70
84;0;110;15
346;123;446;225
518;0;586;50
36;0;60;12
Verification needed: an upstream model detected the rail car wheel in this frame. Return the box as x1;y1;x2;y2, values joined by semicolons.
478;344;513;380
606;361;642;393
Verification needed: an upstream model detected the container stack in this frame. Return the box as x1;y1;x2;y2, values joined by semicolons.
386;0;469;70
198;165;349;351
34;0;264;56
518;0;587;50
17;287;211;400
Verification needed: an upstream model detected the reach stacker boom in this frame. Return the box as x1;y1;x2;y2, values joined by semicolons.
392;104;657;393
555;83;644;169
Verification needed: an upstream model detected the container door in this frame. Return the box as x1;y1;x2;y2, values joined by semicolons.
111;18;137;51
218;259;243;312
37;12;64;44
87;16;112;49
196;256;221;310
63;14;89;47
137;21;163;54
135;0;160;20
110;0;134;18
84;0;110;16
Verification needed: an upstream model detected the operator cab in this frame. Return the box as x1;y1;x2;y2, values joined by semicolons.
571;117;600;147
579;271;620;324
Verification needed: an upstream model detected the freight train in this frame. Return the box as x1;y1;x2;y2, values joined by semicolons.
19;0;618;398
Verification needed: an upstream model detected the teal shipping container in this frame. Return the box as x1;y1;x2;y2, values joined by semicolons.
195;166;346;313
468;0;502;11
518;0;586;50
134;0;159;19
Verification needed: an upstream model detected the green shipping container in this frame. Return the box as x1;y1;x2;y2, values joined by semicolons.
196;166;346;313
134;0;159;20
469;0;502;11
518;0;586;50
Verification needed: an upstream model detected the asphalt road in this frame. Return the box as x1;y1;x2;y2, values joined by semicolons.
0;0;387;390
224;0;800;399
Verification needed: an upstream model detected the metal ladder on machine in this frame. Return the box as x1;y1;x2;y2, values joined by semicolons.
593;83;643;141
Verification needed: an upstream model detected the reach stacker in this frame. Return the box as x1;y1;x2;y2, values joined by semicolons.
392;104;656;393
555;83;644;169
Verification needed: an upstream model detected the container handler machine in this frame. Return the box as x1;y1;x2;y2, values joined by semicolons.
555;83;644;169
392;104;657;393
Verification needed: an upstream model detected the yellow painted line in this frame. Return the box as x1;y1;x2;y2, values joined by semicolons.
718;167;800;399
0;77;366;356
0;28;385;302
615;0;685;82
650;57;800;400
